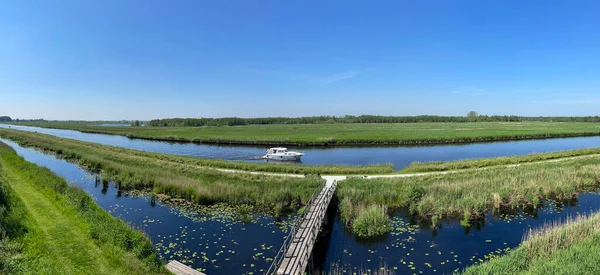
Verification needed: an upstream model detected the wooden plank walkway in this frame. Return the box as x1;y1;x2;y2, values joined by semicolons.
166;260;206;275
272;178;339;275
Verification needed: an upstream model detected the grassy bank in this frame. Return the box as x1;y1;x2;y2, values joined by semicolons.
9;121;600;146
461;212;600;274
338;156;600;227
404;147;600;173
0;142;166;274
0;128;326;215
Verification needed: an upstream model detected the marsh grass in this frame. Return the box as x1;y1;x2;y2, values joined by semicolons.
0;142;167;274
461;212;600;274
338;156;600;226
339;199;391;237
522;213;600;260
351;205;392;238
0;128;325;214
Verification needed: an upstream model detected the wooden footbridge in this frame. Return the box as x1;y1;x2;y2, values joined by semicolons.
266;177;341;275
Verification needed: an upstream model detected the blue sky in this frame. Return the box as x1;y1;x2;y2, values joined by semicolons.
1;1;599;120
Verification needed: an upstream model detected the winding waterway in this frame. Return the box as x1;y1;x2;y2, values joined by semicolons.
2;124;600;170
3;128;600;274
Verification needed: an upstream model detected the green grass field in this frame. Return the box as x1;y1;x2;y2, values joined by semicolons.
0;142;166;274
11;121;600;146
461;213;600;274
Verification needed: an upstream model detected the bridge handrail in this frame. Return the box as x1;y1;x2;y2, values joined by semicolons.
265;179;326;275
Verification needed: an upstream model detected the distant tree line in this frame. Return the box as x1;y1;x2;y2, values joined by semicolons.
147;115;600;127
0;116;12;122
12;118;45;122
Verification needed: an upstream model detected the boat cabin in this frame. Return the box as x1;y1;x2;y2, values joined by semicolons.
266;147;288;154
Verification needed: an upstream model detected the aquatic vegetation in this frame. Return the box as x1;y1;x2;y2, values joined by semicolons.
461;212;600;274
10;121;600;146
351;205;392;238
0;142;167;274
338;155;600;224
0;129;326;215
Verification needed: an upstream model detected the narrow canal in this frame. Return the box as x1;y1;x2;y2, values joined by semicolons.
2;124;600;170
0;138;289;274
3;136;600;274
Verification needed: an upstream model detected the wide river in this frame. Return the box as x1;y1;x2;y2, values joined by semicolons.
2;124;600;170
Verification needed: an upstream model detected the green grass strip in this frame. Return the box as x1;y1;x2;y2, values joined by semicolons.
403;147;600;173
0;142;167;274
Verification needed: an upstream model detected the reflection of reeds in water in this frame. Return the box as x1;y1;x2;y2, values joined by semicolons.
325;262;395;275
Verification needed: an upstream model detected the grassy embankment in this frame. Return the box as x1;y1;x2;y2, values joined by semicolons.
10;121;600;146
404;147;600;173
0;142;166;274
338;155;600;236
0;128;344;215
461;212;600;274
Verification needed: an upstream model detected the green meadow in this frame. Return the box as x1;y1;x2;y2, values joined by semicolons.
0;142;167;274
11;121;600;146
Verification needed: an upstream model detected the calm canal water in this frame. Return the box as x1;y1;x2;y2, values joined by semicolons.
3;134;600;274
2;124;600;170
315;194;600;274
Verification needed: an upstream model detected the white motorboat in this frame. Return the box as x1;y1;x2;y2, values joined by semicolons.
264;147;304;161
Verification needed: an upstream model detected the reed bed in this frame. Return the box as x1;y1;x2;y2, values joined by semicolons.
351;204;392;237
339;199;392;237
0;128;325;214
461;212;600;274
0;142;167;274
338;156;600;225
11;121;600;147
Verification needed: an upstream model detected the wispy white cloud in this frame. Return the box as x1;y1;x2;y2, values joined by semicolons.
224;67;368;84
451;88;486;95
320;71;361;84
